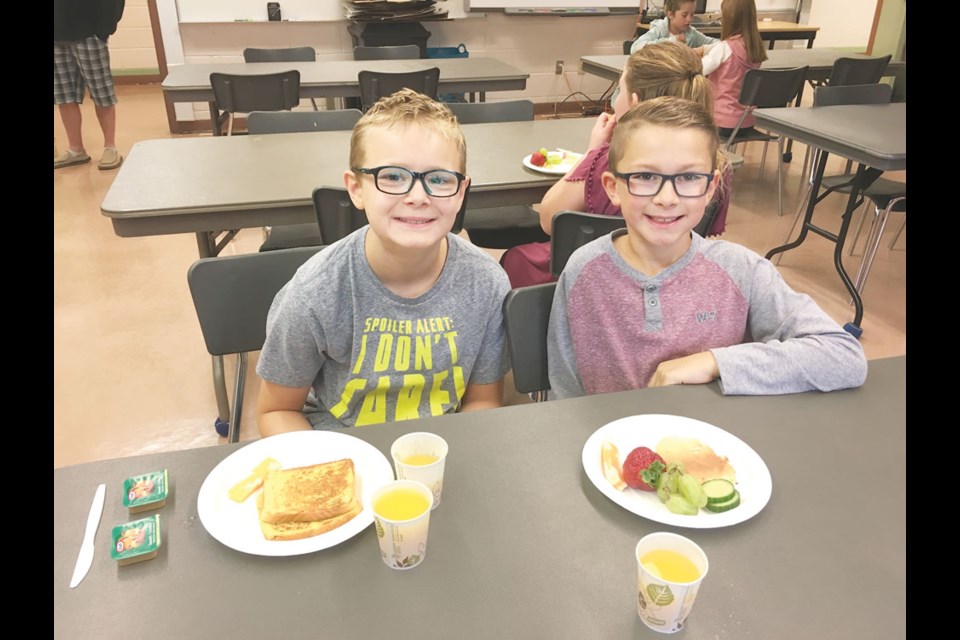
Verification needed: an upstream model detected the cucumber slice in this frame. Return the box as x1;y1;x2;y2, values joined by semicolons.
701;479;736;504
704;489;741;513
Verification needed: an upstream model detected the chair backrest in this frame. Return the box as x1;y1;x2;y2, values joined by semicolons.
829;54;892;87
358;68;440;111
891;65;906;103
446;100;535;124
187;246;324;357
312;185;466;244
502;282;557;396
243;46;316;63
813;83;892;107
247;109;363;134
353;45;421;60
209;71;301;115
549;211;627;278
622;40;633;55
737;66;809;109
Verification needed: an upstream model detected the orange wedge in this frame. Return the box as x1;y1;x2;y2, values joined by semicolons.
601;441;627;491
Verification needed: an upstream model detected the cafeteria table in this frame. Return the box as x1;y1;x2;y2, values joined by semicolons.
54;355;906;639
162;58;530;135
580;48;906;105
634;20;820;49
755;103;906;338
101;117;596;259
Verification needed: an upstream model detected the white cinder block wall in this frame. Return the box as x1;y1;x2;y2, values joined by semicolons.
105;1;885;122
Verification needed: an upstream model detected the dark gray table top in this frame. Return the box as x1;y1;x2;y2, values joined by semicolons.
162;58;530;101
55;356;906;639
753;103;906;170
100;117;596;237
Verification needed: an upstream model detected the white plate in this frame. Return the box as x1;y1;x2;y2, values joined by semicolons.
582;415;772;529
522;150;582;175
197;431;394;556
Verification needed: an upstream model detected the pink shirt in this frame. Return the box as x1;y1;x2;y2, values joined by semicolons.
707;36;761;130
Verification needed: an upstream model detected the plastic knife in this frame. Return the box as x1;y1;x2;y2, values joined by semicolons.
69;483;106;589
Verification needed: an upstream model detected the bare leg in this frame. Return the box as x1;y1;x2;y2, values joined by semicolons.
58;103;85;153
94;104;117;148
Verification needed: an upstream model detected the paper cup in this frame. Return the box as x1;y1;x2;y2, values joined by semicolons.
371;480;434;570
390;432;448;509
635;532;709;634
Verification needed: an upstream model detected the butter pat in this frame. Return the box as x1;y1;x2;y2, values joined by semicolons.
111;515;162;566
123;469;169;513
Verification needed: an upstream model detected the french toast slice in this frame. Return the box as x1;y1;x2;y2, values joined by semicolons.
257;500;362;541
259;458;358;524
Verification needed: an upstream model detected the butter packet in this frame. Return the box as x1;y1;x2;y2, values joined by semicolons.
111;514;162;566
123;469;169;513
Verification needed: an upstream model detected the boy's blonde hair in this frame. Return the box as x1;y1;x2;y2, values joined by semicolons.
608;96;724;176
721;0;768;64
349;88;467;172
623;41;713;114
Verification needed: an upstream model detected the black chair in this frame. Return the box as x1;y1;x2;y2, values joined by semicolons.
801;54;895;176
446;100;549;249
358;67;440;112
248;109;364;252
311;185;466;244
549;211;627;278
243;46;318;110
502;282;557;401
344;45;422;110
187;246;324;442
247;108;363;135
723;66;809;217
209;70;300;135
353;45;421;60
829;54;893;87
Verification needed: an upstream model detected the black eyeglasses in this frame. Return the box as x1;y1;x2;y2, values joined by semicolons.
612;171;714;198
353;166;466;197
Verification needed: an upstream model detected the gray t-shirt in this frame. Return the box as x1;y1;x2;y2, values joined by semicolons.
257;227;511;429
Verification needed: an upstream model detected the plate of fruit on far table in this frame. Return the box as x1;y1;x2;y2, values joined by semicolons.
582;414;772;529
522;148;583;175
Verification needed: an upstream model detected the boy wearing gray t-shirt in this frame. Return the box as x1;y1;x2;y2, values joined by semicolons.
256;89;511;434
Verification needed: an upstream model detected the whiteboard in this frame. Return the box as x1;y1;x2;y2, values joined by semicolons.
176;0;346;22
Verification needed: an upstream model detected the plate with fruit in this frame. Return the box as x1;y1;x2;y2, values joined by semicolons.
523;147;583;175
582;414;772;529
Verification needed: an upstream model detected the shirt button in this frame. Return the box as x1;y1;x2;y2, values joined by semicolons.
649;299;658;306
646;284;657;292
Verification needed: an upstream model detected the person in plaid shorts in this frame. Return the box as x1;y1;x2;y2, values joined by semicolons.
54;0;126;170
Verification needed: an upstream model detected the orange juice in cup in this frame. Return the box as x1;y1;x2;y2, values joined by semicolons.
635;532;709;634
371;480;434;570
390;433;448;509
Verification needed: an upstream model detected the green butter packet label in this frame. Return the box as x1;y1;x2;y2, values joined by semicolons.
122;469;169;509
110;514;161;561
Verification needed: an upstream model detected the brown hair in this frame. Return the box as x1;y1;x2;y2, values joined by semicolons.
665;0;697;14
720;0;768;64
623;41;714;114
349;88;467;172
608;96;724;177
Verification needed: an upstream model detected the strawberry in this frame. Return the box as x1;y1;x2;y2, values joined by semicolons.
622;447;667;491
530;151;546;167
